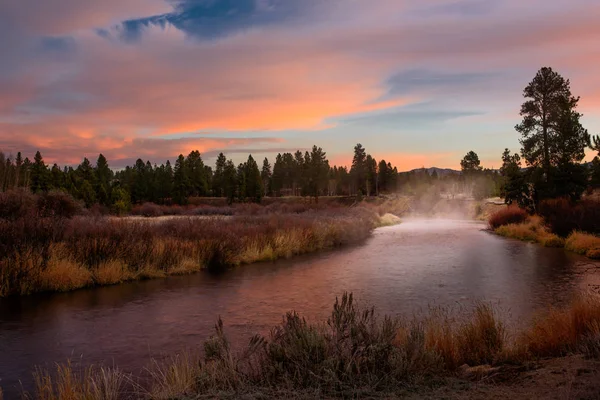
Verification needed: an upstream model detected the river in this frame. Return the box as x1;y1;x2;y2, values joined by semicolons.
1;219;598;396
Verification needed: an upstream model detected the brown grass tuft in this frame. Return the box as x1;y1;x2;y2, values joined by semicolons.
28;361;127;400
519;295;600;357
565;231;600;258
39;257;92;292
93;261;130;286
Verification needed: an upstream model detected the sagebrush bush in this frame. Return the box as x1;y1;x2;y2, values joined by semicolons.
488;206;528;229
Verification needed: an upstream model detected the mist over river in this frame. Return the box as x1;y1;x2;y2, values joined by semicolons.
1;219;598;396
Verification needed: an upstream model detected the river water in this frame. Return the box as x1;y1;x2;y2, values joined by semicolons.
1;219;598;396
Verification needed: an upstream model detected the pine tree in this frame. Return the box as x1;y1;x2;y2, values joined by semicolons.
185;150;208;197
460;151;483;175
516;67;590;202
366;154;377;196
351;143;367;195
244;155;263;203
236;163;246;202
261;157;272;197
156;161;174;203
306;145;329;202
223;159;237;204
293;150;304;196
213;153;227;197
15;152;23;187
173;154;189;205
500;149;530;208
50;163;64;189
30;151;50;193
95;154;113;206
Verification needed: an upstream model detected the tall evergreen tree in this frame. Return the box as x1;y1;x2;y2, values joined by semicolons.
305;145;329;202
30;151;50;193
223;159;237;204
366;154;378;196
516;67;590;202
271;153;284;196
95;154;113;206
185;150;208;197
261;157;272;197
213;153;227;197
350;143;367;195
236;163;247;202
173;154;189;205
244;155;263;203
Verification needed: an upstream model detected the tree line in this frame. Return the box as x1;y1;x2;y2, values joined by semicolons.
0;144;409;213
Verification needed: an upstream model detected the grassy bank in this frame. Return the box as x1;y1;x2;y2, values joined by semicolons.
489;206;600;258
0;191;400;297
18;293;600;399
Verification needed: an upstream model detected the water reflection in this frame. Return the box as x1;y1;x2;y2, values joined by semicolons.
0;219;598;397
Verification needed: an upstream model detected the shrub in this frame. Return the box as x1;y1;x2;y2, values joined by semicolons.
539;198;600;237
37;191;82;219
488;206;528;229
0;189;36;220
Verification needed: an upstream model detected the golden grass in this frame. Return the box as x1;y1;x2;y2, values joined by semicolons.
28;361;127;400
147;352;201;399
92;260;130;285
495;215;565;248
39;257;92;292
378;213;402;227
422;304;506;369
519;295;600;357
565;231;600;259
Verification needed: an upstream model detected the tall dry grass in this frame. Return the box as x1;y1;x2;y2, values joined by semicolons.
25;361;128;400
565;231;600;259
28;293;600;398
1;197;384;296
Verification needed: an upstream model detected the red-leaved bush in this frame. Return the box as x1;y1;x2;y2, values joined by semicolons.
488;206;528;229
538;198;600;237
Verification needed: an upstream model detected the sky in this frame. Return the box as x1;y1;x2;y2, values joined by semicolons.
0;0;599;171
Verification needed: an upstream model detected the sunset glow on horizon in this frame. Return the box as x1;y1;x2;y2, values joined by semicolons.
1;0;600;170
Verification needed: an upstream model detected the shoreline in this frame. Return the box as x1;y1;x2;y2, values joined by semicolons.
11;293;600;399
1;211;401;298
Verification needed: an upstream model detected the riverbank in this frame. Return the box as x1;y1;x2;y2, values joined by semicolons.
489;208;600;259
0;205;399;297
17;293;600;399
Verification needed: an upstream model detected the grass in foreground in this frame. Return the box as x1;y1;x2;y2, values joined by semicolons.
19;293;600;399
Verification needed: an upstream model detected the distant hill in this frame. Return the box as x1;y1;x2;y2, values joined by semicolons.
404;167;461;177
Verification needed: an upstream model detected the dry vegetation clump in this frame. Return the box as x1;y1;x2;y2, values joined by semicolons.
519;295;600;357
565;231;600;259
25;361;128;400
0;194;384;296
28;293;600;399
488;206;528;230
